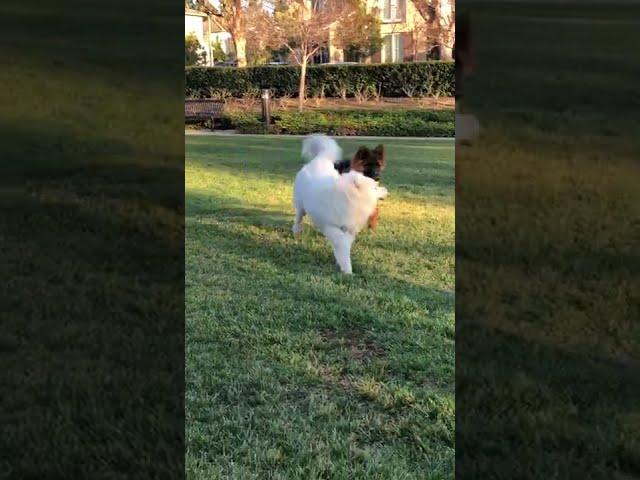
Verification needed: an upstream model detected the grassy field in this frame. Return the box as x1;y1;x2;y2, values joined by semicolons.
186;136;454;479
457;2;640;478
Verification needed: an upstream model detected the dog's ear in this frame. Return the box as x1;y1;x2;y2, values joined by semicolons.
374;144;385;170
351;146;369;172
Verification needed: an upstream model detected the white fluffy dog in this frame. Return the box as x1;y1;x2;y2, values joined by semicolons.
292;134;388;274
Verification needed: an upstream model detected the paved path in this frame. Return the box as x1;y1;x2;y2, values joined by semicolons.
185;129;454;141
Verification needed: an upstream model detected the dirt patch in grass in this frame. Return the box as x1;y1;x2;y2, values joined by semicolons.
321;328;387;362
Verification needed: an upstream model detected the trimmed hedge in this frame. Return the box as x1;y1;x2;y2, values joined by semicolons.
186;62;454;99
220;110;454;137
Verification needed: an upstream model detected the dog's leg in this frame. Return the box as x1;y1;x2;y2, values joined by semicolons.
368;187;386;229
292;206;305;235
324;226;354;274
368;208;379;229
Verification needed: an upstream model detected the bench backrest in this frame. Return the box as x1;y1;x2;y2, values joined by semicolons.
185;99;224;117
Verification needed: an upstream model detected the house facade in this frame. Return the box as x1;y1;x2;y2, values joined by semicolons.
185;8;211;65
325;0;454;64
186;1;452;67
185;7;233;66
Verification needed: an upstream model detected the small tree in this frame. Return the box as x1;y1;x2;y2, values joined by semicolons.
210;39;227;63
185;33;207;66
269;1;336;111
335;1;382;63
262;0;356;111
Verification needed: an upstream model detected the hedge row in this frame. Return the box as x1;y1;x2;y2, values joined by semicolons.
219;110;454;137
186;62;454;99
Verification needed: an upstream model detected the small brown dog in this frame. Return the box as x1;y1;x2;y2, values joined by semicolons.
334;145;386;229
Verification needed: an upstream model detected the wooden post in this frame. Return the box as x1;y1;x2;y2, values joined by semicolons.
261;89;271;128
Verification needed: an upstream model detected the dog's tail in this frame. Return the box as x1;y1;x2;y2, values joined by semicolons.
301;134;342;164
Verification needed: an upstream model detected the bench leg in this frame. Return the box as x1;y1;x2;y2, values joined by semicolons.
210;116;215;131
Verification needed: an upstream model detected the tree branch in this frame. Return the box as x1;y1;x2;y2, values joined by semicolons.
306;44;323;60
283;42;302;64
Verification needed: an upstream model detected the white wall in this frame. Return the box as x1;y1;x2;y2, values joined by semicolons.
185;15;205;45
185;15;211;65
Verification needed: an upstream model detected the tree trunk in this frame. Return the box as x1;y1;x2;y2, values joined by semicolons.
437;0;455;61
440;44;453;61
298;56;307;112
235;35;247;67
232;0;247;67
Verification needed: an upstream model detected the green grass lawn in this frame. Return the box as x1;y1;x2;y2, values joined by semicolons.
186;136;454;479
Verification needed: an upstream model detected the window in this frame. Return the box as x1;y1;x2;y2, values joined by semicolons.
382;34;404;63
344;47;362;63
312;47;330;64
312;0;326;11
383;35;392;62
383;0;405;22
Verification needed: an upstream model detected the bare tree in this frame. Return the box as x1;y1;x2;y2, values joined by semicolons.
263;0;354;111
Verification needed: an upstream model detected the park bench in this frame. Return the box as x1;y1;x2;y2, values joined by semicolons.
185;99;225;127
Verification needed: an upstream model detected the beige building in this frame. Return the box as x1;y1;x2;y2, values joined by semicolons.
186;1;453;67
327;0;454;64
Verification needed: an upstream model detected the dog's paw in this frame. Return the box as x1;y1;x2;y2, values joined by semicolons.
292;223;303;235
335;262;353;274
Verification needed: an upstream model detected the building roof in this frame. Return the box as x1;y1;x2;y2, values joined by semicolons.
185;7;208;17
